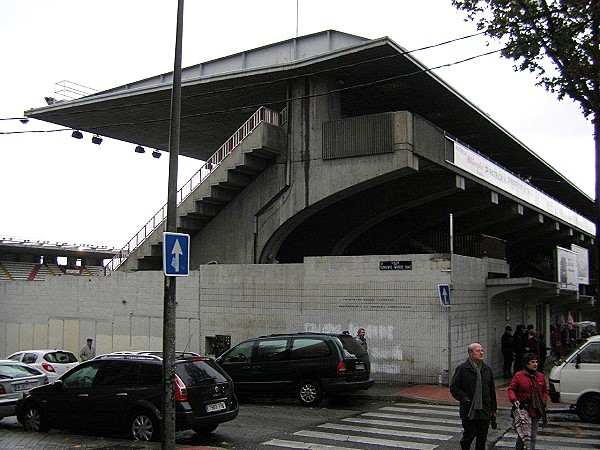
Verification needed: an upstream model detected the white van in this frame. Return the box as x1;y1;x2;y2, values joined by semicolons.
548;334;600;423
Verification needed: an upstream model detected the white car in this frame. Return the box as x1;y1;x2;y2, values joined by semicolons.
6;350;79;383
0;360;47;420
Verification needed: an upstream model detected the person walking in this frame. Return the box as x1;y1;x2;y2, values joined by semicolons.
508;353;548;450
355;327;368;352
79;338;95;361
501;326;514;378
450;343;497;450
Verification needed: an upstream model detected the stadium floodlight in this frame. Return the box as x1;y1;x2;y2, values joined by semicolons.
134;145;145;154
152;150;161;159
91;135;103;145
20;117;29;124
71;130;83;139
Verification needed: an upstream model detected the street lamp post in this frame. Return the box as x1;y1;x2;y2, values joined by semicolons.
162;0;184;448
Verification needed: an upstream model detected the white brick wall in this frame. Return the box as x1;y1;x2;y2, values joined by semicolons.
0;254;501;384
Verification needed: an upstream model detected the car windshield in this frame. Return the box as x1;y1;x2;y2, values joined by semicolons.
44;351;78;363
337;335;367;357
0;363;42;379
176;360;228;385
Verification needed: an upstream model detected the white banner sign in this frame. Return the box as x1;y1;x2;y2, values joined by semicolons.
556;246;578;291
451;142;595;235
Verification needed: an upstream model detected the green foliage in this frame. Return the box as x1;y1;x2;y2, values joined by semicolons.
451;0;599;119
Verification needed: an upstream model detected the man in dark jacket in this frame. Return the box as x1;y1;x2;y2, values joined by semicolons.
501;326;514;378
450;343;497;450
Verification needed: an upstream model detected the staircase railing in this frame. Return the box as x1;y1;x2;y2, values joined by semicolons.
103;106;287;274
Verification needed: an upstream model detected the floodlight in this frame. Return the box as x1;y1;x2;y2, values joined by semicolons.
91;135;103;145
152;150;161;159
71;130;83;139
134;145;145;154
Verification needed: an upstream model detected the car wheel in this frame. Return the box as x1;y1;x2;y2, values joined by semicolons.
297;380;322;406
23;405;49;432
129;410;160;441
577;394;600;423
193;424;218;435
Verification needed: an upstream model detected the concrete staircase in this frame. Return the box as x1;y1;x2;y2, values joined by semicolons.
118;121;286;272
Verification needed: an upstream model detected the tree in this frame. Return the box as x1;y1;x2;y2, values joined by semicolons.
451;0;600;327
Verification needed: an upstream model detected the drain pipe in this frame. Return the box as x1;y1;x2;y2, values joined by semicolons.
253;83;293;264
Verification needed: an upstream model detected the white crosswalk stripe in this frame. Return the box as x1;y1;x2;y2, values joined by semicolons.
261;403;462;449
494;417;600;449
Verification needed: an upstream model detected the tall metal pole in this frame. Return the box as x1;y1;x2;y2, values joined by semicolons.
162;0;184;448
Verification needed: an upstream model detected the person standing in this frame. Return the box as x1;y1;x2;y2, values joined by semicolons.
524;329;541;357
355;327;368;352
79;338;95;361
513;325;527;372
450;343;497;450
508;353;548;450
501;326;514;378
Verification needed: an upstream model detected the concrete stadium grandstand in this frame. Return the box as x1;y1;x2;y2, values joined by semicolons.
0;237;117;281
1;31;596;383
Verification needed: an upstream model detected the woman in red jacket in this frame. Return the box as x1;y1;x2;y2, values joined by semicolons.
508;353;548;450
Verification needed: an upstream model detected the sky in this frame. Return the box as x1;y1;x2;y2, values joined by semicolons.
0;0;594;250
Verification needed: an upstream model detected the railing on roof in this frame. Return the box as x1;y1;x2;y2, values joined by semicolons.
103;106;287;274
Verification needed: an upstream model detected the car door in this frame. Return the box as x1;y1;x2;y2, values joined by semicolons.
217;340;256;395
43;362;100;429
250;338;291;395
88;360;140;430
560;341;600;403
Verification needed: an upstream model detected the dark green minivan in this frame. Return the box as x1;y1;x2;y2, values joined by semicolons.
216;332;374;405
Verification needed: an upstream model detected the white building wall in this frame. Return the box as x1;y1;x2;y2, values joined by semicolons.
0;254;501;384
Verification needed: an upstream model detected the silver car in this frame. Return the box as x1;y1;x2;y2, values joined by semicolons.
6;350;79;383
0;360;48;420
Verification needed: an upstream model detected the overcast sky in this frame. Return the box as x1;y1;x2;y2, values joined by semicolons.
0;0;593;250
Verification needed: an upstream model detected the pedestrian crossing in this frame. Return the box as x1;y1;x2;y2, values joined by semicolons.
261;403;462;449
493;417;600;449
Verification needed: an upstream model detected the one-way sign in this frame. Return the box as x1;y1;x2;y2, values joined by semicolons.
438;284;451;307
163;232;190;276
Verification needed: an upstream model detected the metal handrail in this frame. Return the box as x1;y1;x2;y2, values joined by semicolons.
103;106;287;274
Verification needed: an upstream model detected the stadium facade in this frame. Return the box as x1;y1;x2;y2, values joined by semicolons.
1;31;595;383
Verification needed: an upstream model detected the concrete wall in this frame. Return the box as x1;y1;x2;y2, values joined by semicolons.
0;254;504;384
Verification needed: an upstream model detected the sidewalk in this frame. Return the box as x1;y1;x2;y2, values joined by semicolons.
353;376;570;411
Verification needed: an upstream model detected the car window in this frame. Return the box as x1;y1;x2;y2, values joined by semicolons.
22;353;38;364
222;341;254;363
93;361;139;387
289;338;330;359
0;363;42;378
45;351;78;363
6;354;21;362
177;360;228;385
255;339;288;362
63;363;100;388
138;363;162;386
578;342;600;364
337;335;367;357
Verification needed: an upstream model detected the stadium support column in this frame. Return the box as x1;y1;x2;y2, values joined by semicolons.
162;1;183;449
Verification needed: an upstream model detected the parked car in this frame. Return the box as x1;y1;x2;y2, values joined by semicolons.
549;334;600;423
216;332;374;406
6;350;79;383
0;360;48;421
17;352;239;441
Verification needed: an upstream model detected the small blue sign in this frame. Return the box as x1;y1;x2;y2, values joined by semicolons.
163;232;190;277
438;284;451;307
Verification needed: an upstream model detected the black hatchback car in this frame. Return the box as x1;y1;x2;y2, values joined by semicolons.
16;353;238;441
216;332;374;405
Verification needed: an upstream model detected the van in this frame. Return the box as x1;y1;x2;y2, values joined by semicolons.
216;332;374;406
548;334;600;423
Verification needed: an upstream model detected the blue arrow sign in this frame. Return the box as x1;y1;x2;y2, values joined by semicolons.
163;232;190;276
438;284;451;307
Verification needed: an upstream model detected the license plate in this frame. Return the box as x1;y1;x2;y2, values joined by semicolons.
355;363;365;370
206;401;226;413
15;383;35;391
